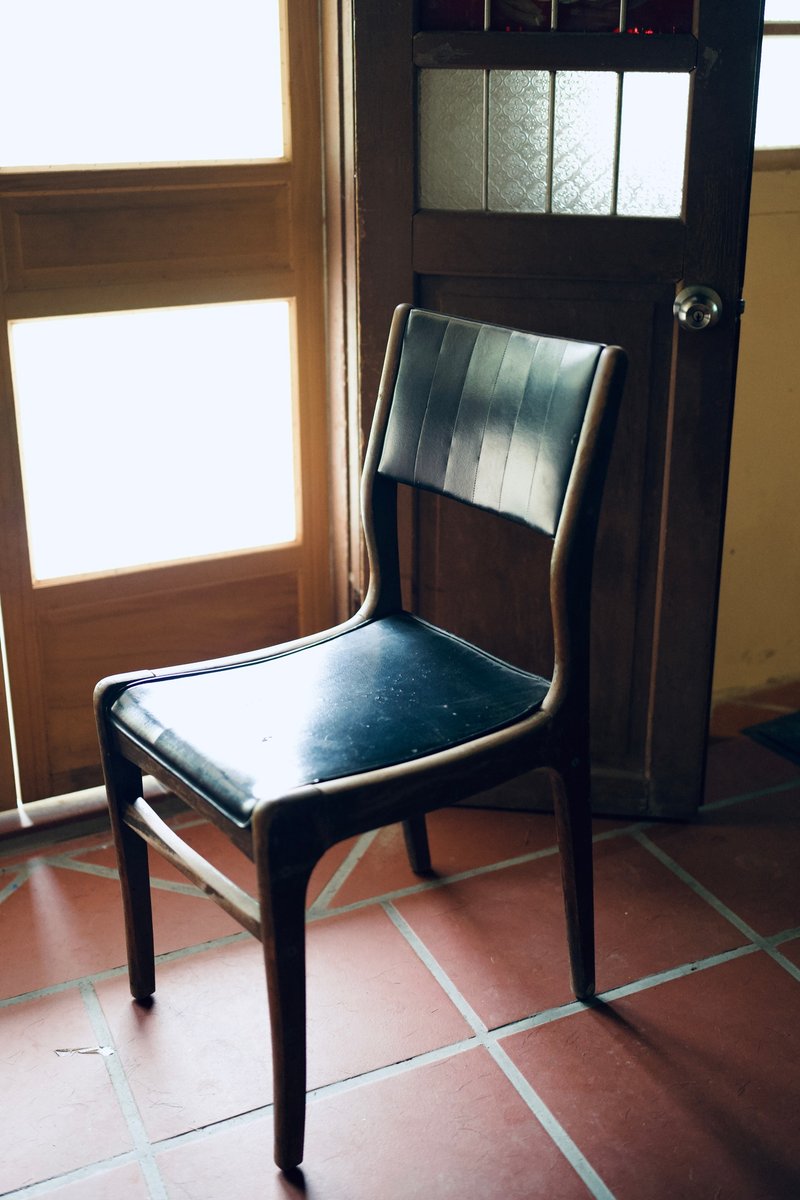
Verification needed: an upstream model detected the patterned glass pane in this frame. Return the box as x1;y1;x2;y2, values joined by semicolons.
418;70;485;210
552;72;618;215
488;71;550;212
491;1;551;30
617;73;690;217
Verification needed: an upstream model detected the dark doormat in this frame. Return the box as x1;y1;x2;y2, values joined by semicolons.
743;711;800;767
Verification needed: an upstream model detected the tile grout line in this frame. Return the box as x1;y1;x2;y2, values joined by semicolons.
79;981;169;1200
487;1041;618;1200
633;830;800;983
42;854;207;897
0;1153;142;1199
382;901;619;1200
699;773;800;813
0;932;253;1011
0;864;29;906
307;828;381;915
305;821;652;925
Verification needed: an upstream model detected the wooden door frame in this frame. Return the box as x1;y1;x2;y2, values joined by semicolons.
645;0;764;814
340;0;765;819
0;0;334;803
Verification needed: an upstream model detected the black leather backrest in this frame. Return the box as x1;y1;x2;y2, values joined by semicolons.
377;309;603;538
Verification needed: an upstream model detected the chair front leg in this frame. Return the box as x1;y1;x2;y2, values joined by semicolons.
103;753;156;1000
551;756;595;1002
254;827;315;1172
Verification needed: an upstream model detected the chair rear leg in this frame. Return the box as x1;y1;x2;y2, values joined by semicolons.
104;755;156;1000
256;844;313;1172
402;813;432;874
551;760;595;1001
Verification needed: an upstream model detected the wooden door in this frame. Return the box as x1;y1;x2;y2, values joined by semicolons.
348;0;764;818
0;0;332;804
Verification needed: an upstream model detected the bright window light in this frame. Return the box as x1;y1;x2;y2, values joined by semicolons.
756;37;800;149
10;301;297;580
0;0;283;168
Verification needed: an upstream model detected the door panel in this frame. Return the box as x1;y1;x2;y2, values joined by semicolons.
350;0;764;818
417;277;675;810
0;0;331;804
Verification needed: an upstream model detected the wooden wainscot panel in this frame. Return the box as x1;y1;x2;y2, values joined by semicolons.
1;181;292;291
37;568;300;794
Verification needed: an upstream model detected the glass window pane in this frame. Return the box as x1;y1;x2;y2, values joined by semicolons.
555;1;620;33
10;301;297;581
623;0;693;34
420;0;486;29
0;0;283;169
764;0;800;19
418;70;485;210
488;71;550;212
491;1;551;30
617;73;690;217
756;38;800;148
552;72;618;215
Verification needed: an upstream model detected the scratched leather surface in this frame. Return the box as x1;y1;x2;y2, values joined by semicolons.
110;613;549;826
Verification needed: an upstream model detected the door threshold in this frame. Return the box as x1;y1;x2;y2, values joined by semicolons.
0;777;179;855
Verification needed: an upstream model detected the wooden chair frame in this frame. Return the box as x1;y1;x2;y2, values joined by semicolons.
95;305;626;1170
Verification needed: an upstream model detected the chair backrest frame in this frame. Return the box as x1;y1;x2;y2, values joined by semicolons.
359;305;627;720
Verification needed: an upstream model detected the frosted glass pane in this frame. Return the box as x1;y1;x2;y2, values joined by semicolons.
552;72;618;215
617;74;690;217
0;0;283;168
756;38;800;148
10;302;296;581
418;70;485;210
488;71;550;213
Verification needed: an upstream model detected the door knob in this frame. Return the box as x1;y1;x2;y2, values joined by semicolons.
674;286;723;332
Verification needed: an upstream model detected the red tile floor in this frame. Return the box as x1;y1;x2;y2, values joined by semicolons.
1;726;799;1198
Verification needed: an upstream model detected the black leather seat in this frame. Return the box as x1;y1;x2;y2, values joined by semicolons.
95;305;626;1171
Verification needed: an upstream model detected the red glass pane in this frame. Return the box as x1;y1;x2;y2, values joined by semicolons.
624;0;693;35
419;0;486;30
490;1;551;31
486;1;694;34
556;1;620;32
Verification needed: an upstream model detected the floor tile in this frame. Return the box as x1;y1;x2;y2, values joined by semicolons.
32;1161;152;1199
73;824;359;908
0;860;241;1000
325;808;626;910
777;937;800;970
502;952;800;1200
327;808;561;908
96;905;470;1141
394;835;747;1028
0;990;133;1193
703;736;800;805
647;784;800;937
157;1048;593;1200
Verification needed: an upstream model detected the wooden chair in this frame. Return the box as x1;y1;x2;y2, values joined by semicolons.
94;306;626;1170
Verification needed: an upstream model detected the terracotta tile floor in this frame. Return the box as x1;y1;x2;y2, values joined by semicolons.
1;734;799;1199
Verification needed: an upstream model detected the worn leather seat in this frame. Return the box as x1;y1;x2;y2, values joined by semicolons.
95;305;626;1171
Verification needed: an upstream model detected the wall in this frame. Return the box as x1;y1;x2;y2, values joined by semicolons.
713;166;800;697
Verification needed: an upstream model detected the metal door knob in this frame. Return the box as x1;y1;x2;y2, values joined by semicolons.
674;286;723;332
